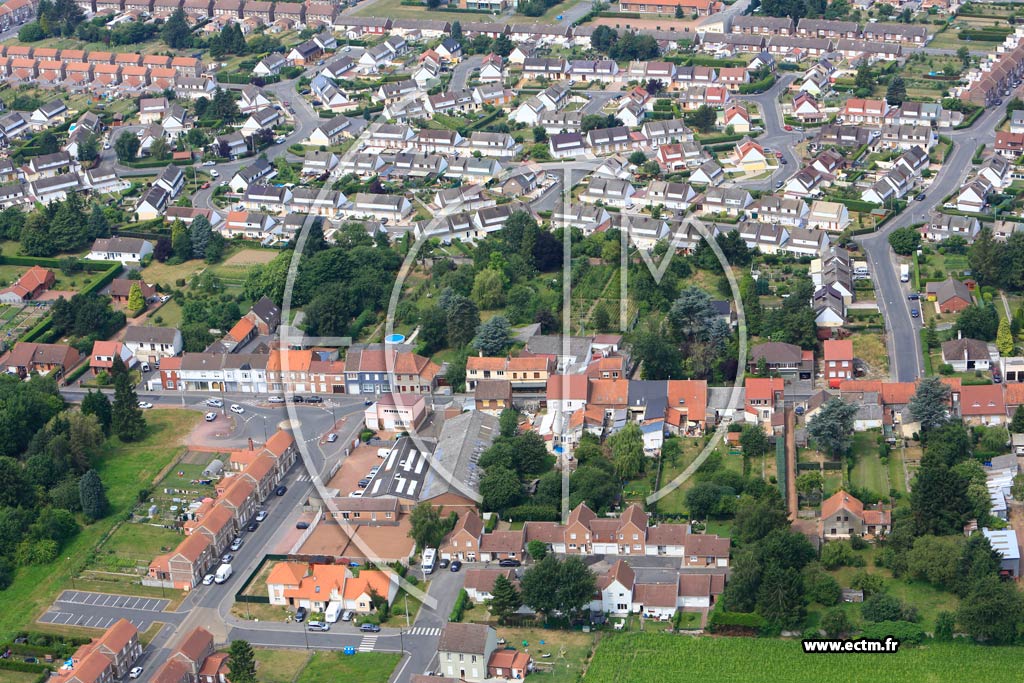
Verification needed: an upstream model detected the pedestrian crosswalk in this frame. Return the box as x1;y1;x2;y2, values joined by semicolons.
406;626;441;636
358;635;378;652
296;473;311;482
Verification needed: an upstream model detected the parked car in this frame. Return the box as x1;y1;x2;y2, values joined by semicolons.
907;293;920;300
204;412;217;422
308;621;329;632
911;308;920;318
202;574;216;585
138;401;153;409
210;169;220;178
783;124;793;131
360;623;381;632
350;490;363;497
230;404;245;414
275;485;287;496
206;398;224;407
247;520;259;532
326;433;338;443
200;182;210;189
221;553;234;564
291;395;305;403
129;668;144;679
202;160;216;166
342;610;354;622
498;559;521;567
295;606;307;622
993;368;1003;383
450;560;462;572
439;558;450;569
306;395;323;404
296;521;309;529
358;478;370;488
915;193;926;201
230;537;243;551
256;510;268;522
268;396;285;403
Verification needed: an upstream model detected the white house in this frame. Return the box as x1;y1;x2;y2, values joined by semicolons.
88;237;154;265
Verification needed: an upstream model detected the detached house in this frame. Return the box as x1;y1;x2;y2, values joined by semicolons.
821;490;891;540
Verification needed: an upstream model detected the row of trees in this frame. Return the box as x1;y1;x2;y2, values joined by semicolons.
969;227;1024;292
590;27;660;61
18;194;110;257
0;375;114;587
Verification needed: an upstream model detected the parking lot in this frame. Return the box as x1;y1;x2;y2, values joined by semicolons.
38;591;180;632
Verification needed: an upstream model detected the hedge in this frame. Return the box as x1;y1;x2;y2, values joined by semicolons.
822;461;843;470
449;589;468;622
858;620;926;645
739;75;775;95
0;661;51;678
823;197;879;214
707;605;767;633
596;10;642;18
0;255;113;271
503;504;559;522
796;462;821;471
122;158;191;169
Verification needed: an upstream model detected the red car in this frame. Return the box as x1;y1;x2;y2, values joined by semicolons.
775;151;783;159
201;181;210;189
783;124;793;131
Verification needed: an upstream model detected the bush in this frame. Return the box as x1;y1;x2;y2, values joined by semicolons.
858;620;926;645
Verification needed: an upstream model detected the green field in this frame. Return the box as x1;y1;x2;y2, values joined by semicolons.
255;649;311;683
296;652;401;683
0;409;199;638
584;634;1024;682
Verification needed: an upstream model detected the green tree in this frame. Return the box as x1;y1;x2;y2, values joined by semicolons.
407;502;446;550
957;304;999;342
161;8;191;48
488;574;521;624
114;131;140;163
821;607;852;637
526;539;547;561
674;4;684;17
739;424;769;459
78;469;108;521
885;75;907;106
888;227;920;256
111;356;146;442
227;641;257;683
1011;404;1024;433
445;295;480;350
908;376;950;432
149;137;170;161
170;220;191;261
592;303;611;332
480;465;521;512
686;104;717;133
997;317;1015;356
520;556;595;618
189;215;213;259
957;575;1024;644
499;408;519;439
935;611;956;641
81;389;112;435
77;132;100;163
957;45;971;69
756;564;805;629
854;59;874;92
609;422;644;480
861;593;905;622
686;482;728;519
473;315;512;356
795;471;824;498
806;398;858;459
127;282;145;314
87;204;110;239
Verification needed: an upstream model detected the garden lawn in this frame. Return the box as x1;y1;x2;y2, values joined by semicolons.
495;627;594;683
0;409;199;639
296;651;402;683
0;671;40;683
93;522;183;570
255;649;311;683
584;634;1021;682
849;432;889;498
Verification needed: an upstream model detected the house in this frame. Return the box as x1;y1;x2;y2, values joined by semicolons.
723;104;751;133
941;337;991;372
549;132;586;159
702;187;753;216
823;339;854;387
956;179;992;214
981;528;1020;577
363;393;427;431
229;158;276;193
691;160;724;186
30;99;68;130
922;214;980;243
463;569;516;604
730;137;767;173
960;384;1005;426
842;98;890;125
4;342;79;379
438;623;498;683
238;85;272;114
820;490;891;539
124;326;182;363
474;379;513;415
925;278;972;313
792;92;823;122
57;620;142;683
747;342;813;380
88;237;153;265
753;195;808;227
581;177;636;208
240;107;280;136
808;200;850;232
90;340;135;373
996;131;1024;159
253;53;287;76
0;266;54;303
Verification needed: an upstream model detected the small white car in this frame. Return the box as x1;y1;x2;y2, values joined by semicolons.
255;510;268;522
268;395;285;403
326;433;338;442
205;412;217;422
103;142;111;150
137;401;153;409
129;667;144;679
203;160;216;166
230;404;244;414
202;574;216;585
159;294;171;303
350;490;363;498
206;398;224;407
210;169;220;178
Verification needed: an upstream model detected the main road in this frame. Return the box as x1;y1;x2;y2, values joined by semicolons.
856;102;1006;381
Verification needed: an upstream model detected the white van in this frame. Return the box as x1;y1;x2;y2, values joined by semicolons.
422;547;437;574
214;563;233;584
